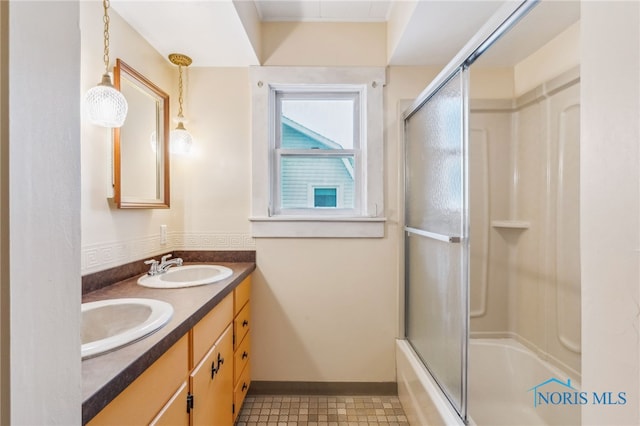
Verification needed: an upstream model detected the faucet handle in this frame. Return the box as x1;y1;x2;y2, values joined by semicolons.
144;259;159;275
161;253;173;264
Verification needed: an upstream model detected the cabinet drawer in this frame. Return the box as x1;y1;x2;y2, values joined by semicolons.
234;332;250;384
234;302;250;350
192;294;233;367
233;363;251;422
234;276;251;314
149;381;189;426
88;334;189;426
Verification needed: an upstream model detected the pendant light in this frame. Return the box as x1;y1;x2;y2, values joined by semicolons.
168;53;193;154
84;0;128;128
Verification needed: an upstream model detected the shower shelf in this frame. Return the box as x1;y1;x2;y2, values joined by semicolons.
491;220;531;229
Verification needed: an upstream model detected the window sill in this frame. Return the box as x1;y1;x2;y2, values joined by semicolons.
249;216;386;238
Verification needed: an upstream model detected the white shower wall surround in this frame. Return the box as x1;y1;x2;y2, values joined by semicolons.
468;66;581;380
81;232;256;274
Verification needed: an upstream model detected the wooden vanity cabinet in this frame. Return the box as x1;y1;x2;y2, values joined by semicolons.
87;275;253;426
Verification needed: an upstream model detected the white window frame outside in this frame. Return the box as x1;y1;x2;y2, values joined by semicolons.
250;67;386;238
309;185;343;209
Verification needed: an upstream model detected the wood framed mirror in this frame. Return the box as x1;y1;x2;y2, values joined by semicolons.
113;58;170;208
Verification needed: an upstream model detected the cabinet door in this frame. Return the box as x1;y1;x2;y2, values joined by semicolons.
149;382;189;426
87;334;189;426
190;325;233;426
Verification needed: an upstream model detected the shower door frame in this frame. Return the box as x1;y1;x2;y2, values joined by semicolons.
400;0;541;423
403;65;471;421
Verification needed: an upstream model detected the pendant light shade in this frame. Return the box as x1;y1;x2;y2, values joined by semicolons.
85;0;128;128
168;53;193;154
170;122;193;154
85;73;128;127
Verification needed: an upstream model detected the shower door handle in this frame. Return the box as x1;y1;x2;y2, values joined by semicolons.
405;227;462;243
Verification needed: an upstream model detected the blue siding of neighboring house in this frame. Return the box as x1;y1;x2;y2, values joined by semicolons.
281;121;354;209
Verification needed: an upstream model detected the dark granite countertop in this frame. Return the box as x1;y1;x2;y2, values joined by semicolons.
81;261;256;424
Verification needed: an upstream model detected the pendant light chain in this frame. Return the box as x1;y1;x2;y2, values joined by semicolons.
168;53;193;153
102;0;111;74
178;65;185;118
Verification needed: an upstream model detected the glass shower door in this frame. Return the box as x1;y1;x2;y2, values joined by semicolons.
404;67;469;420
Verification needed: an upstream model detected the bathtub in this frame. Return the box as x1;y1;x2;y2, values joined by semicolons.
397;338;581;426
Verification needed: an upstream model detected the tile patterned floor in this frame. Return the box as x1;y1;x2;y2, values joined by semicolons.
236;395;409;426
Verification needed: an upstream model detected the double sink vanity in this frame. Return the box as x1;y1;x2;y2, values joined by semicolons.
81;252;255;425
82;60;256;425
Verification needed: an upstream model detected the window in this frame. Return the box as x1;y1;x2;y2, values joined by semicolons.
313;187;338;208
250;67;386;238
275;90;359;215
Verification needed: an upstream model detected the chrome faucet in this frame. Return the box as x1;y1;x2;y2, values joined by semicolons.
158;254;183;273
144;254;183;276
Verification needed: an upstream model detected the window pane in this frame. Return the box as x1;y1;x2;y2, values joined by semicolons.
281;99;355;149
280;156;355;209
314;188;337;207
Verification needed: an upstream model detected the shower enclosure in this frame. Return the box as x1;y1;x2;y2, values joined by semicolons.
399;1;581;424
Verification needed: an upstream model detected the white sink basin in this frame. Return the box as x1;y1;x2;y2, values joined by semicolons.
81;298;173;359
137;265;233;289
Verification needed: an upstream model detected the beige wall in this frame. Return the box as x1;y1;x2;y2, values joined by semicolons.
261;22;387;66
581;2;640;424
386;1;418;63
469;67;514;99
176;67;252;237
514;21;580;96
81;3;179;274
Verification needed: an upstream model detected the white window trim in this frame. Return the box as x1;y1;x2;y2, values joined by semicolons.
249;66;386;238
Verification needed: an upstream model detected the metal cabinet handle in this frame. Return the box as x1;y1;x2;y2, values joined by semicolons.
211;360;217;379
210;352;224;379
242;351;248;360
242;382;248;391
242;320;249;327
